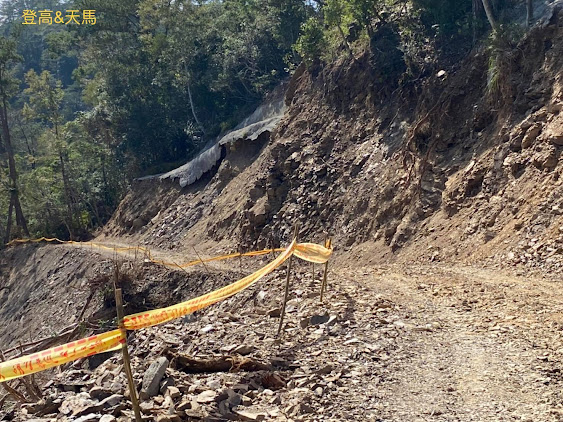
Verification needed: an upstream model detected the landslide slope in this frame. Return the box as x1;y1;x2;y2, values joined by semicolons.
104;8;563;274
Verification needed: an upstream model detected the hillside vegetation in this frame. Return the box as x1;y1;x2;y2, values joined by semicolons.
0;0;541;244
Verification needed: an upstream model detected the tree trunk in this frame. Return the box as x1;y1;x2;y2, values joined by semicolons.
185;69;206;137
53;118;74;239
481;0;500;33
0;95;29;239
526;0;533;27
472;0;480;45
59;150;74;240
4;195;13;244
337;24;355;61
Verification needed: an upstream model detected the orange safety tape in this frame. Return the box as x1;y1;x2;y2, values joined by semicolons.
0;240;332;383
122;239;297;330
0;329;125;383
6;237;287;270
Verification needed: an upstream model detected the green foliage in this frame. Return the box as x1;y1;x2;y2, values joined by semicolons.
349;0;383;33
412;0;472;36
485;24;522;99
294;17;326;67
24;70;64;131
0;36;21;97
0;0;526;241
0;0;311;239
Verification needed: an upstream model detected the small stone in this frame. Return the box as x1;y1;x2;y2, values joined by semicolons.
267;308;281;317
99;394;124;408
233;344;256;355
233;409;267;421
99;416;117;422
140;401;154;414
159;376;175;394
196;390;217;403
74;415;102;422
200;324;214;334
165;386;181;399
521;124;541;148
310;314;330;325
177;399;191;411
316;364;333;375
89;386;112;400
141;357;169;399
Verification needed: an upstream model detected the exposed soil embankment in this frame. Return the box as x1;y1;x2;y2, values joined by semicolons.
103;9;562;273
0;243;244;353
1;10;563;421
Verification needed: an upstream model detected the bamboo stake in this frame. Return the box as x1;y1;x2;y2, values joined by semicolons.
312;263;315;284
277;224;299;337
192;246;210;275
320;236;331;303
113;265;142;422
239;244;243;273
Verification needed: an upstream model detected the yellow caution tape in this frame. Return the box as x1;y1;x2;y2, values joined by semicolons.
0;329;125;383
123;239;297;330
0;239;332;383
7;237;288;270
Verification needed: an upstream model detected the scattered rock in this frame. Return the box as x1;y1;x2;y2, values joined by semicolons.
196;390;217;403
165;386;181;399
267;307;281;317
89;386;112;400
233;344;256;355
233;409;267;421
141;357;169;399
521;124;542;148
309;314;330;325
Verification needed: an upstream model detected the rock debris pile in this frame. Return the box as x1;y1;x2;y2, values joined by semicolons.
4;265;401;422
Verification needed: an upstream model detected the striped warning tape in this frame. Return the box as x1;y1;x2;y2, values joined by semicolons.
0;238;332;383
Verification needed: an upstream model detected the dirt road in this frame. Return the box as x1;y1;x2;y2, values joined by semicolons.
4;240;563;421
329;264;563;421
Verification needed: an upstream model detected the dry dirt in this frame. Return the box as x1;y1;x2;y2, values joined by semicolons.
2;242;563;421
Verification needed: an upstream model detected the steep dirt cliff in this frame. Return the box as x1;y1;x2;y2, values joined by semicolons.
103;8;562;275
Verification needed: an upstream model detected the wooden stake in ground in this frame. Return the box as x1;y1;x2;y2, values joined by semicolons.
239;244;243;272
320;236;331;303
277;224;299;337
113;265;142;422
312;262;315;284
192;246;210;275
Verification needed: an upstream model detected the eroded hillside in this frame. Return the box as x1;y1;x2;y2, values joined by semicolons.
102;8;563;275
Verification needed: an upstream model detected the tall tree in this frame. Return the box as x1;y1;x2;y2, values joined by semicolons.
481;0;499;33
526;0;533;27
0;36;29;243
24;70;75;238
324;0;354;59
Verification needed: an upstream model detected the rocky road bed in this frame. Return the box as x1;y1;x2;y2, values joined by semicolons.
3;257;563;421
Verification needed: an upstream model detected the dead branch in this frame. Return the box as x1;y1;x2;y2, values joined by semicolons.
166;351;272;373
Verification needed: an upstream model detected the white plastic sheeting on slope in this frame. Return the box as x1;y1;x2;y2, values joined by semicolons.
158;85;286;188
